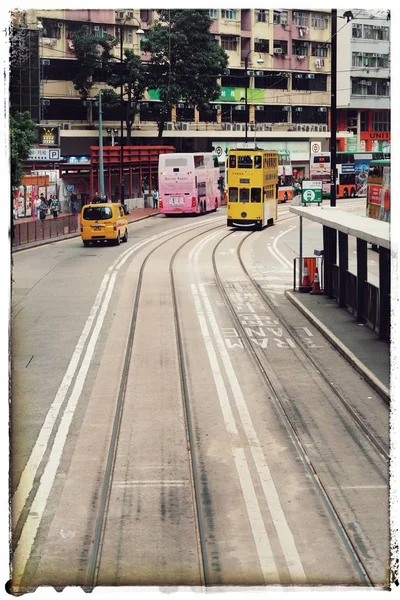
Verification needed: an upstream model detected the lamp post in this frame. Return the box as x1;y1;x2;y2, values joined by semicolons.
244;51;264;143
119;15;144;206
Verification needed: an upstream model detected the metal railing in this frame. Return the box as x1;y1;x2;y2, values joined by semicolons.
12;214;79;248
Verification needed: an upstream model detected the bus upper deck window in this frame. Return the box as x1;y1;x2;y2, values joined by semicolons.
229;187;238;202
254;155;262;169
240;188;250;203
251;188;261;202
229;155;237;169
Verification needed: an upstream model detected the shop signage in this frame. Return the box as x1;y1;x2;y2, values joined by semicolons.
342;164;355;173
36;125;60;146
28;148;61;161
212;140;310;164
366;132;390;140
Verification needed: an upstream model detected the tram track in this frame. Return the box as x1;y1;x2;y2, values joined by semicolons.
83;220;228;589
211;229;387;586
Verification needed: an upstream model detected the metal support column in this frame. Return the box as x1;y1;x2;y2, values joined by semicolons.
338;231;348;308
356;237;367;323
323;225;337;298
379;246;390;340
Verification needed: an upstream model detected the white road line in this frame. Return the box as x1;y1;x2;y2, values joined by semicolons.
191;284;278;583
12;271;117;585
198;283;306;583
267;244;290;269
272;226;296;270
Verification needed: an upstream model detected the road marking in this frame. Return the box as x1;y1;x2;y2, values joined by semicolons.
198;282;307;583
12;271;117;585
191;283;278;583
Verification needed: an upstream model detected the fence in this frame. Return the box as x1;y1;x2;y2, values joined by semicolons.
12;215;79;248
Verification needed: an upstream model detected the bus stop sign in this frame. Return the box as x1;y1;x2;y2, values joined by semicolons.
302;180;322;205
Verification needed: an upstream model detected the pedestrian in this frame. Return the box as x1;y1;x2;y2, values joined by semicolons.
39;199;48;222
70;191;78;215
152;188;159;209
92;191;102;203
50;194;60;218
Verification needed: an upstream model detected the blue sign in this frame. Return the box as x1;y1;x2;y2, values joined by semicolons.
342;164;355;173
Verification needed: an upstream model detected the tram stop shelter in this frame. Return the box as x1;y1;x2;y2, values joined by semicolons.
289;205;390;341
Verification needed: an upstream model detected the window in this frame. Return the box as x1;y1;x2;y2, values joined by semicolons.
273;10;288;25
352;23;362;38
251;188;261;202
351;78;375;96
352;53;363;67
292;73;327;92
194;155;205;169
377;26;389;40
238;155;254;169
360;111;367;132
255;71;289;91
254;39;269;53
83;207;112;220
377;54;389;68
293;11;308;26
311;42;329;57
292;41;309;56
221;9;238;20
208;9;218;19
240;189;250;202
124;27;133;44
229;155;237;168
373;111;390;131
254;156;262;169
221;36;238;51
363;25;374;39
255;9;269;23
229;188;238;202
376;80;390;97
311;12;328;29
272;40;288;54
42;20;62;39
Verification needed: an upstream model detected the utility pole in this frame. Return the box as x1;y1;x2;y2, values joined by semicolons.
98;90;105;198
244;54;249;144
120;24;125;206
330;8;337;207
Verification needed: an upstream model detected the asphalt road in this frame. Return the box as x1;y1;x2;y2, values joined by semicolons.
10;202;389;591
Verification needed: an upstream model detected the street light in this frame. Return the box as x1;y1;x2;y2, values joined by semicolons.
244;51;264;143
119;15;144;205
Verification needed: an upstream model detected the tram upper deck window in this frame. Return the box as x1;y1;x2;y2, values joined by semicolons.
229;155;237;168
229;187;238;202
240;188;250;202
238;155;253;169
254;155;262;169
251;188;261;202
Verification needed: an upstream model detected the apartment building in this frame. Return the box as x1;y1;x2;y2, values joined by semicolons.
337;9;390;153
11;8;340;176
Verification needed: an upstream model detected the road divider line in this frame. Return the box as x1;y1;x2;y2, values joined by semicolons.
198;282;307;583
191;283;278;582
12;272;117;586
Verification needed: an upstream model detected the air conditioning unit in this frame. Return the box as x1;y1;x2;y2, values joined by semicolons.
282;106;291;111
214;105;221;110
165;122;173;130
273;48;283;54
306;73;315;79
255;70;264;76
42;59;50;66
177;103;185;109
181;123;189;131
232;123;241;131
247;69;255;76
295;107;303;111
223;123;232;131
294;73;303;78
297;55;306;59
42;99;50;106
62;123;72;130
116;11;125;19
126;11;134;19
322;125;328;131
93;26;100;31
318;107;327;112
255;105;264;111
57;22;63;28
235;105;246;111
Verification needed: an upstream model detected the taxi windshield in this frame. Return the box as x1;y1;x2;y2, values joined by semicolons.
83;206;112;220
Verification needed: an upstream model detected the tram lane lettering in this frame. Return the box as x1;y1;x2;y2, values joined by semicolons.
292;326;323;349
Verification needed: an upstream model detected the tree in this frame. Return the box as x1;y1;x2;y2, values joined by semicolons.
71;28;117;122
107;50;148;144
142;10;228;138
10;111;36;191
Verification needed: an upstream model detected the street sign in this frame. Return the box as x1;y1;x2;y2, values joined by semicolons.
28;148;61;161
302;180;322;205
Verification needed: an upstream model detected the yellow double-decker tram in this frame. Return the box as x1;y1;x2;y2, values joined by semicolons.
226;148;278;229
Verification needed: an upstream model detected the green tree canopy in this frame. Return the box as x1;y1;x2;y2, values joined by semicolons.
142;9;228;137
10;111;36;190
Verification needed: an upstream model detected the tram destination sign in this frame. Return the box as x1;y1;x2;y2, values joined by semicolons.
302;180;322;205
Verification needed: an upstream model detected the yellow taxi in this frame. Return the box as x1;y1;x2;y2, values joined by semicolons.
80;202;128;247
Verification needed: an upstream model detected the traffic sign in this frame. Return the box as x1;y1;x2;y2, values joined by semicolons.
302;180;322;205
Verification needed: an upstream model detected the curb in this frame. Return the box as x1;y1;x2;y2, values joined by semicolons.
12;212;160;253
285;290;390;404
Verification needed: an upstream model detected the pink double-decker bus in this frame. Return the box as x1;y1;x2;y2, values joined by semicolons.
158;152;220;215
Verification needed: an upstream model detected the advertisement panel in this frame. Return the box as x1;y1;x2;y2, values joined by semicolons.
212;140;309;165
354;154;372;197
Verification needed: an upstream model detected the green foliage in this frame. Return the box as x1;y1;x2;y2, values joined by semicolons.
71;28;117;100
142;9;228;136
10;111;36;189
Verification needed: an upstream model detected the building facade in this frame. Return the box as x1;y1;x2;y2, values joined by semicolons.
337;9;390;153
